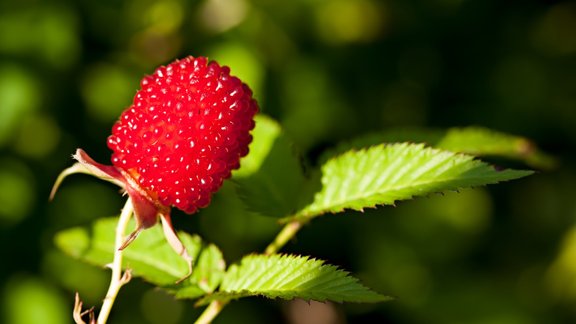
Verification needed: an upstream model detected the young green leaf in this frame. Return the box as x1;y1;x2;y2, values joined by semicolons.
233;114;310;218
435;127;556;169
168;244;226;299
292;143;533;220
233;114;282;178
323;126;554;169
54;217;225;297
196;254;390;306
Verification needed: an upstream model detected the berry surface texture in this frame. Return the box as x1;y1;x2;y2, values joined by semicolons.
107;56;258;214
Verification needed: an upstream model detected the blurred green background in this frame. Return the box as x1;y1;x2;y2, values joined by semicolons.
1;0;576;323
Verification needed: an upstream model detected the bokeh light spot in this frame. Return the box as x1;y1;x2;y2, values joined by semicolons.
147;0;184;34
314;0;386;45
3;275;68;324
281;59;354;150
0;6;80;69
380;82;428;126
126;0;185;64
13;113;61;159
141;289;183;324
425;189;491;234
198;0;249;33
81;64;136;123
491;57;547;109
546;224;576;301
0;65;41;147
532;3;576;56
0;159;35;226
42;249;108;305
207;42;264;101
48;181;123;227
359;241;432;307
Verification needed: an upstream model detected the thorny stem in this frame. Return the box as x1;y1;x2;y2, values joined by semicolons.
195;219;304;323
97;198;134;324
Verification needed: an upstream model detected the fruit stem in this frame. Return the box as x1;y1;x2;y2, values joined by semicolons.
195;220;304;323
264;220;302;255
97;198;134;324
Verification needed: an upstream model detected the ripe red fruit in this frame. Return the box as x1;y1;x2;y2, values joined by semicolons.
51;56;258;262
107;56;257;215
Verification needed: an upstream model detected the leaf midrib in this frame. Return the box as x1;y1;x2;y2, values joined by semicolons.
305;170;524;216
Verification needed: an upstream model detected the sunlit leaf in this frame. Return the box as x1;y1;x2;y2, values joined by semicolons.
291;143;532;220
234;114;309;218
55;217;225;296
196;254;390;306
4;276;69;324
322;126;554;170
435;127;556;169
169;244;226;299
234;115;281;178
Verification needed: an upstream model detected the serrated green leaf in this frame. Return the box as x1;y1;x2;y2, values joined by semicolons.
291;143;532;220
54;217;225;298
170;244;226;299
233;114;310;218
435;127;556;169
323;126;554;169
196;254;390;306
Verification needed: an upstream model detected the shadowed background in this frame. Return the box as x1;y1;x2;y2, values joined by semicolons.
1;0;576;323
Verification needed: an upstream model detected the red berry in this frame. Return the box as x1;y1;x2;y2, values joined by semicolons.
106;56;258;214
51;56;257;269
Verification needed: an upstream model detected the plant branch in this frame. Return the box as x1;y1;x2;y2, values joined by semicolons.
264;220;302;255
194;300;228;324
97;198;134;324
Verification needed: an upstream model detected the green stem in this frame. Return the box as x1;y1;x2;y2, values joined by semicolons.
264;220;302;255
97;198;134;324
195;219;304;323
194;300;228;324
